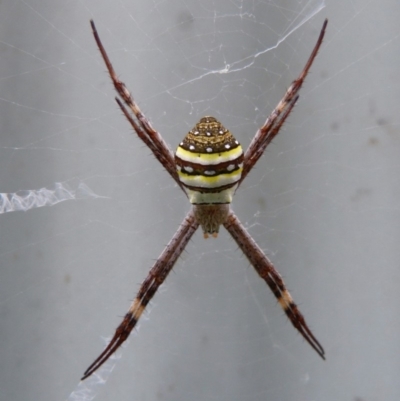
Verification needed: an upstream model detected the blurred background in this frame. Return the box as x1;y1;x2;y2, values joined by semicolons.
0;1;399;400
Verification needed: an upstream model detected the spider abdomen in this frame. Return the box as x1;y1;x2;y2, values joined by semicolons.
175;116;243;205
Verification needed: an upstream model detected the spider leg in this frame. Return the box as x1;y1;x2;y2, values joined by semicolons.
223;210;325;359
90;20;183;190
241;95;299;185
81;210;199;380
241;19;328;184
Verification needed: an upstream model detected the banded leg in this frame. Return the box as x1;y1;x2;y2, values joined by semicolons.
241;19;328;183
82;210;199;380
90;20;183;190
223;210;325;359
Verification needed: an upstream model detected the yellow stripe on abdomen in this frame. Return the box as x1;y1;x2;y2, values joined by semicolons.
177;166;243;188
175;145;243;165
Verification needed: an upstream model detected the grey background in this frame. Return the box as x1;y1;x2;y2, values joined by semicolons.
0;1;399;400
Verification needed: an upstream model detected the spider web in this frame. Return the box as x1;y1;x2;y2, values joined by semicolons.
1;1;400;401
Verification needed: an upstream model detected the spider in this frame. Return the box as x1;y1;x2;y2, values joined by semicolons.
82;19;328;380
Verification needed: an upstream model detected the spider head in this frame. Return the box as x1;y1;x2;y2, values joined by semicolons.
193;203;230;238
175;116;244;206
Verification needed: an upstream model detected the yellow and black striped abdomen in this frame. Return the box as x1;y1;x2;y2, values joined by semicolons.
175;116;243;204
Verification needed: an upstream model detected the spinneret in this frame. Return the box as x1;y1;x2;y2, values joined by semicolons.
175;116;244;204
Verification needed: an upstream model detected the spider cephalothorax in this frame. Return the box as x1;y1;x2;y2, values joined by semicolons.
82;19;328;380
